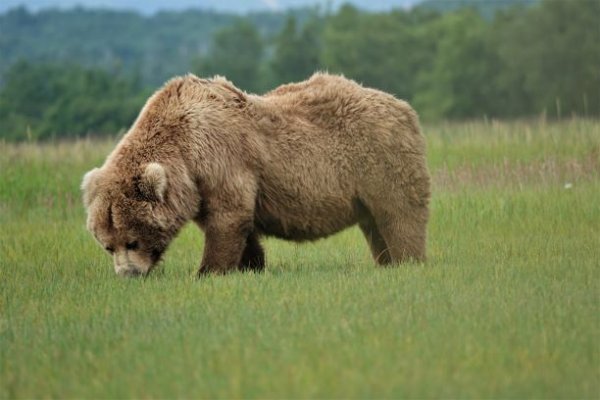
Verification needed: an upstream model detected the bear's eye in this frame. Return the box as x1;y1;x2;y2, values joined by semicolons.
105;246;115;254
126;241;139;251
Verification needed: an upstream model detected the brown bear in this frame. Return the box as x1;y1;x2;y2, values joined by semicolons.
82;73;430;277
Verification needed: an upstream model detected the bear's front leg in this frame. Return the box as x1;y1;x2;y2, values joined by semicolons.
198;213;253;276
239;234;265;272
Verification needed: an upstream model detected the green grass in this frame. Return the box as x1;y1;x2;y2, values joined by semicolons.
1;119;599;398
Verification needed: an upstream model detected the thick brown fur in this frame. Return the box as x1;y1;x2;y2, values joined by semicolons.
82;73;431;277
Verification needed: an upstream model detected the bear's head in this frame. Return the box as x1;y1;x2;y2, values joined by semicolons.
82;162;179;277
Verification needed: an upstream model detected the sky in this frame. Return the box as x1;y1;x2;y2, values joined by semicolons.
0;0;421;14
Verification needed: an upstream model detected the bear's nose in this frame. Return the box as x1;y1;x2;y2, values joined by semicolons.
116;267;142;278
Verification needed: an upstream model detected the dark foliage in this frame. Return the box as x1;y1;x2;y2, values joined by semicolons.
0;62;147;140
0;0;598;140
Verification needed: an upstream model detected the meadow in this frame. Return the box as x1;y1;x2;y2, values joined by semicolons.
0;119;598;398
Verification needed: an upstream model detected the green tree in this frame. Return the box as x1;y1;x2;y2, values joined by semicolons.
270;15;322;86
194;20;264;93
413;10;501;119
321;5;437;100
493;0;600;117
0;62;146;140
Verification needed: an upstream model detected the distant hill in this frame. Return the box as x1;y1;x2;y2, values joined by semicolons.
0;0;535;15
0;0;419;14
416;0;539;18
0;0;541;86
0;7;312;85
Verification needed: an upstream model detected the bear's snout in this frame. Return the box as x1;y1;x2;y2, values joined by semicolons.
115;266;144;278
113;249;154;277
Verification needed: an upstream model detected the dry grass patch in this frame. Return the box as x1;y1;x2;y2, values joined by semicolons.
432;150;599;191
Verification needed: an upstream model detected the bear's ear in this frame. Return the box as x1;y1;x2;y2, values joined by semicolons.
138;162;167;202
81;167;101;208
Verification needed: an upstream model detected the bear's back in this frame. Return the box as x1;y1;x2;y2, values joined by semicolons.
261;73;415;138
263;74;377;128
264;73;365;107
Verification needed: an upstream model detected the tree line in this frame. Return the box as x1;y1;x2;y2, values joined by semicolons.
0;0;598;140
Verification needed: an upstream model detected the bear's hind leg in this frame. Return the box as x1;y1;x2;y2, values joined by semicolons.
239;234;265;272
372;205;428;263
358;216;392;265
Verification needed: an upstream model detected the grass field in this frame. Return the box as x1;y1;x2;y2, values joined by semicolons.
1;119;599;398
